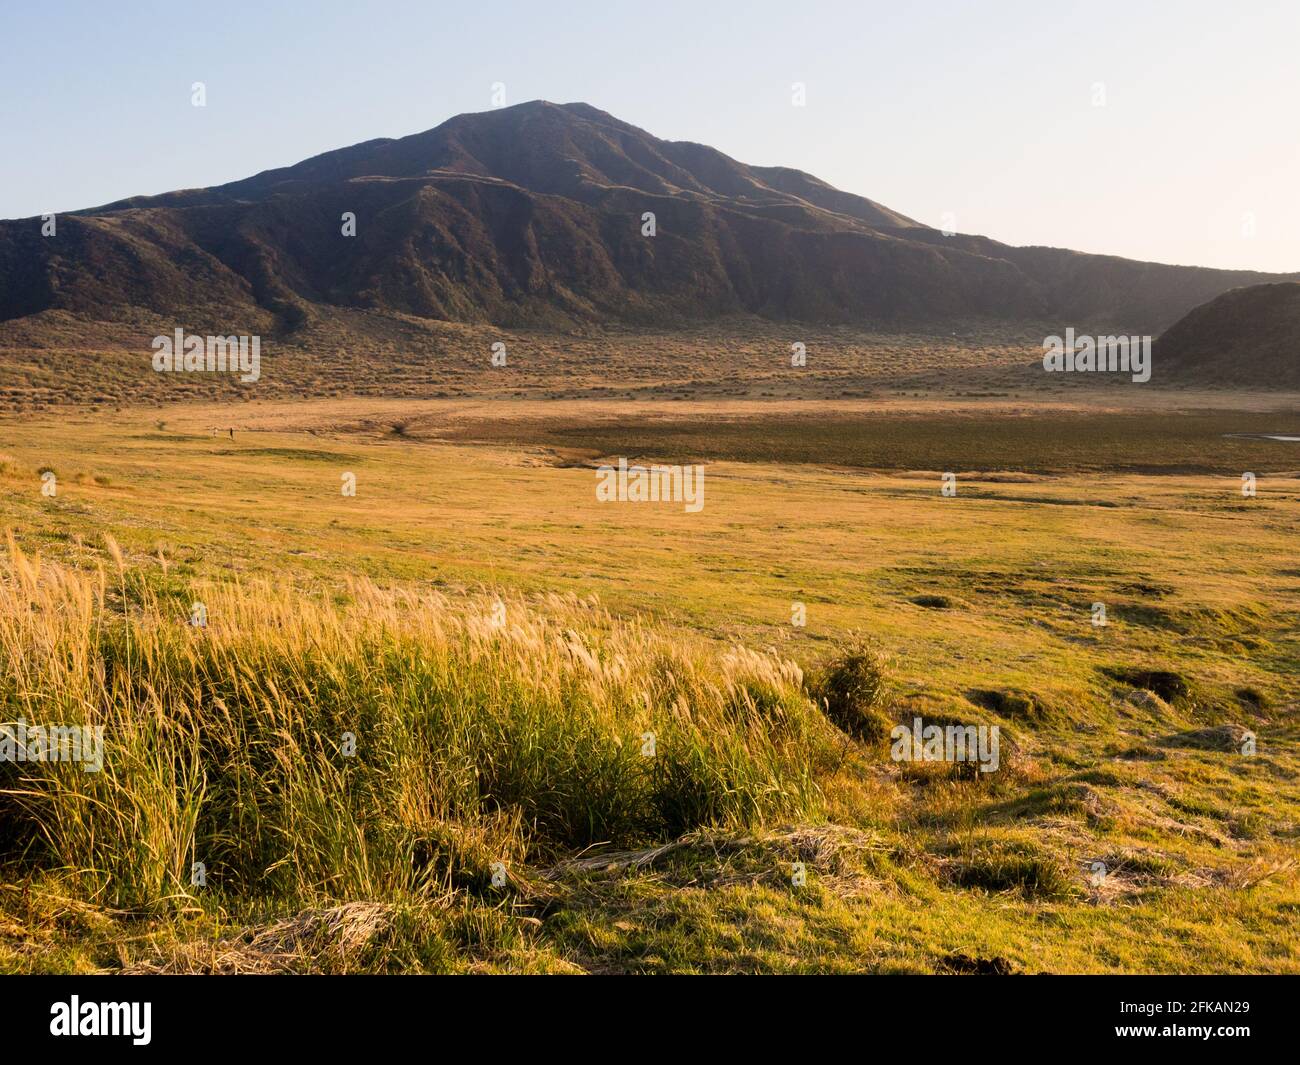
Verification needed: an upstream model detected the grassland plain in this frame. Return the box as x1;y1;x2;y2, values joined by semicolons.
0;393;1297;974
0;315;1095;411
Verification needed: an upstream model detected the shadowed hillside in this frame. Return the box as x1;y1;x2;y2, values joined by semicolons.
1;102;1294;342
1155;282;1300;387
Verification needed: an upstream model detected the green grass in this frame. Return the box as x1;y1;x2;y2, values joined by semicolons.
452;410;1300;473
0;400;1297;973
0;549;837;902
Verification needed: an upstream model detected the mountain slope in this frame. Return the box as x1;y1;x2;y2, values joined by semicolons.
1;101;1294;338
1154;282;1300;387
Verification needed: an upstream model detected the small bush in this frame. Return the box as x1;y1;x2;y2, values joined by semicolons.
810;637;892;741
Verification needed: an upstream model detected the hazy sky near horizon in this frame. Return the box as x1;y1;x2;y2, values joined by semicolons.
3;0;1297;272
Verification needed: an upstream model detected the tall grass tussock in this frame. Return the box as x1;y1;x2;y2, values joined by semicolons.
0;539;838;913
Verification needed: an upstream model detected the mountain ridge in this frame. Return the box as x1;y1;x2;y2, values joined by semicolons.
1;100;1294;338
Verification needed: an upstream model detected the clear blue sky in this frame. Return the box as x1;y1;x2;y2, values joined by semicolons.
3;0;1297;272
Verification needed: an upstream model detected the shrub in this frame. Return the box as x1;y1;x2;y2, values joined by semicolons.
810;637;893;741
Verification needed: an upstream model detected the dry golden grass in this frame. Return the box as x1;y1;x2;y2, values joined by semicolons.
0;393;1297;973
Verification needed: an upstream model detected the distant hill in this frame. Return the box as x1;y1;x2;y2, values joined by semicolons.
1155;282;1300;387
1;101;1294;341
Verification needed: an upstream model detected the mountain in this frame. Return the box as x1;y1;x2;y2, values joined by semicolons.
1154;282;1300;387
1;101;1295;339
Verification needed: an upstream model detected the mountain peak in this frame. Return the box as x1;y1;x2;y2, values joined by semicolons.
1;104;1295;336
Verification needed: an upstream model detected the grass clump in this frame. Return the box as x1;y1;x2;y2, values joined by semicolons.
1235;686;1269;712
949;837;1082;901
0;544;838;913
808;637;893;742
910;594;953;609
1101;666;1190;705
967;687;1058;726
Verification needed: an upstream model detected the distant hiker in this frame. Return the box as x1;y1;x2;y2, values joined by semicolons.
229;428;234;439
